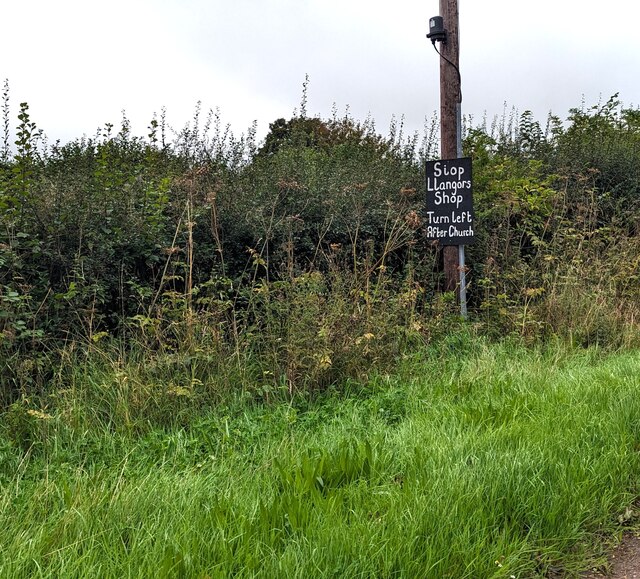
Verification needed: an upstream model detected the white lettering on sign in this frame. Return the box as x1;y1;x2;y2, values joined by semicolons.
434;191;463;208
426;211;450;224
451;211;472;223
425;158;475;245
433;161;465;178
426;178;472;194
448;225;474;237
426;225;449;238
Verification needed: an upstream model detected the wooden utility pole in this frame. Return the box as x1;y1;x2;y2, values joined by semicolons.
439;0;461;293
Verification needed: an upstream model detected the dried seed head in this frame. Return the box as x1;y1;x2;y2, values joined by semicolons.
404;210;421;229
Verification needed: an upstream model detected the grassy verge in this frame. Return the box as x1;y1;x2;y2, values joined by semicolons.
1;336;640;577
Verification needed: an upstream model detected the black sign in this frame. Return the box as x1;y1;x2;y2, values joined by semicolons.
425;157;475;245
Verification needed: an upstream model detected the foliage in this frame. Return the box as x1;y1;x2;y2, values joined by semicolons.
0;84;640;576
0;86;639;403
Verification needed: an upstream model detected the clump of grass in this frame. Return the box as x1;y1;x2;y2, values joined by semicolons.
1;338;639;577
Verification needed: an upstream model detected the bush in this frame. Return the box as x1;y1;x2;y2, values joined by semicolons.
0;86;639;403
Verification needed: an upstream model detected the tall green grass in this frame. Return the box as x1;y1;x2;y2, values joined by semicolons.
1;337;639;577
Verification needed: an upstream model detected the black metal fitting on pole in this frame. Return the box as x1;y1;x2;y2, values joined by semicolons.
427;16;447;44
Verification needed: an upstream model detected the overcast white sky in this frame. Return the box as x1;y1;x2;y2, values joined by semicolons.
2;0;638;146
